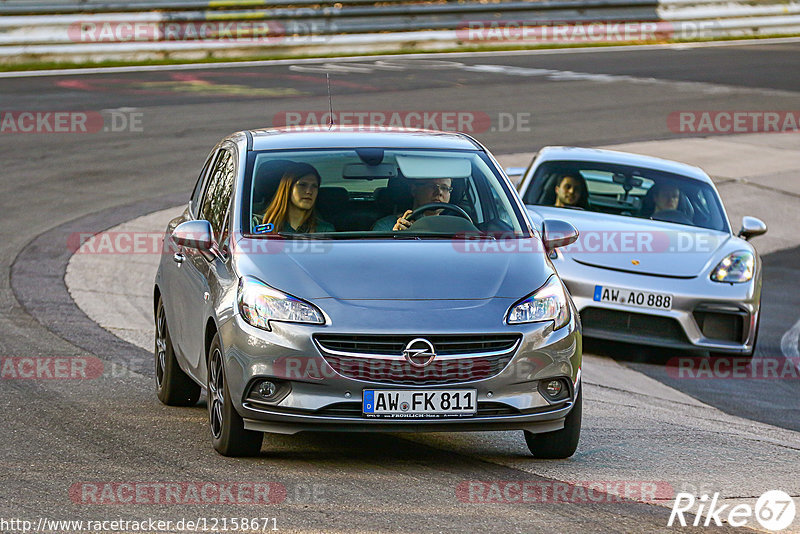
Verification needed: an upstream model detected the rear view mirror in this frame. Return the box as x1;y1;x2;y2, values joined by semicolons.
738;216;767;240
172;220;214;251
541;219;579;252
612;173;643;188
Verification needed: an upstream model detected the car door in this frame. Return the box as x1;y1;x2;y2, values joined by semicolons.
179;146;237;373
161;149;216;362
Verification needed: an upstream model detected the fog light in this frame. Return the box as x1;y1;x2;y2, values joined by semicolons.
545;380;563;398
246;378;290;406
254;380;277;400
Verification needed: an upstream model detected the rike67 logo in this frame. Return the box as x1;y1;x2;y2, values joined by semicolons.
669;490;796;530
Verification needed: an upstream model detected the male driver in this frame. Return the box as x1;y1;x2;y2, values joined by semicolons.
372;178;453;232
553;174;586;208
652;184;680;214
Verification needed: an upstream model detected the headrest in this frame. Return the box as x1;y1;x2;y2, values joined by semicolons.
316;187;349;217
252;159;297;204
383;174;414;213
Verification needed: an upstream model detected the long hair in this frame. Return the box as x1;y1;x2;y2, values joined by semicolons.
261;163;322;232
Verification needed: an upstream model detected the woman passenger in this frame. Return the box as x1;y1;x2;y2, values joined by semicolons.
261;162;335;233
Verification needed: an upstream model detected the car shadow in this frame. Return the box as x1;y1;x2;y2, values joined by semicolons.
582;337;698;367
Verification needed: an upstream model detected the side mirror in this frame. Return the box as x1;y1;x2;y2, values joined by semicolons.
541;219;579;253
172;220;215;251
738;216;767;240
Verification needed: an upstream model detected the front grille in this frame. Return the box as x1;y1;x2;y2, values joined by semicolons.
321;353;514;385
580;308;688;343
314;334;521;385
314;334;519;356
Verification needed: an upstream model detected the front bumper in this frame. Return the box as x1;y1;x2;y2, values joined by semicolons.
218;304;582;434
558;258;760;353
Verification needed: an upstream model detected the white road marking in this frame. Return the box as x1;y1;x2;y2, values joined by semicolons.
1;36;799;79
459;63;798;96
373;59;465;69
781;316;800;369
289;63;378;73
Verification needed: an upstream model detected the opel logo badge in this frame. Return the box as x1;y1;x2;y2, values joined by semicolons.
403;338;436;368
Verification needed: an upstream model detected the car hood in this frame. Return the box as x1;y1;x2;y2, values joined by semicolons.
234;237;553;300
527;206;734;277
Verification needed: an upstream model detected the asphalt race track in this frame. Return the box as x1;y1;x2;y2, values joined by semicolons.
1;39;799;532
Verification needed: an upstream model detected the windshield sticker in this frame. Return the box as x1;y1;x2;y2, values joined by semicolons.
253;223;275;234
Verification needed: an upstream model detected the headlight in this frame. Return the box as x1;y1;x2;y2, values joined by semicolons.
506;275;570;329
238;276;324;330
710;251;754;283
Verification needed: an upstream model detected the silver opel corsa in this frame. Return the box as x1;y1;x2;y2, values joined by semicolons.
517;146;766;358
154;127;582;457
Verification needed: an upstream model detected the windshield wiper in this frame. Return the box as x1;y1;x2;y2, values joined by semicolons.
282;233;333;239
459;234;497;240
410;233;498;240
246;232;333;239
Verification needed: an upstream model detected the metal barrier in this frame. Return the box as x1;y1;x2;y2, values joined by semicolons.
0;0;409;15
0;0;798;64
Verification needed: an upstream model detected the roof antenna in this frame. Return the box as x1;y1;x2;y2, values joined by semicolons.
326;73;335;129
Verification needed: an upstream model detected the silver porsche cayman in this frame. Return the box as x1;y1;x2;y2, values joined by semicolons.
517;146;767;358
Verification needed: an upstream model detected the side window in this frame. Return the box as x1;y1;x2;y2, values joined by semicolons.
191;151;216;216
200;149;236;242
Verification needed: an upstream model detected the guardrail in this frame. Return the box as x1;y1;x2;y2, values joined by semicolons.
0;0;798;65
0;0;408;15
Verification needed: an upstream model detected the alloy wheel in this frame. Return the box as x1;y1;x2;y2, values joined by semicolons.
208;348;225;439
155;305;167;389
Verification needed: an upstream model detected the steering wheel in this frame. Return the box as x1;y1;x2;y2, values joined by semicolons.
651;209;693;225
407;202;473;224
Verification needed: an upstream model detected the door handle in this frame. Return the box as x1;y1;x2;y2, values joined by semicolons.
173;252;185;264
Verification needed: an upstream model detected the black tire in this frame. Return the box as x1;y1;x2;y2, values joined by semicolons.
207;334;263;457
155;296;201;406
524;386;582;459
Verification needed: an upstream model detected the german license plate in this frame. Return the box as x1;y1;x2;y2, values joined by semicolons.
593;285;672;310
363;389;477;418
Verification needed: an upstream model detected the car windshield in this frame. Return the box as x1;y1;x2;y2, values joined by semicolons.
523;160;729;232
242;148;530;238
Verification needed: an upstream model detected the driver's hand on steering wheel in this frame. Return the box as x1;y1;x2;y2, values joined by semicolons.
392;210;413;231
